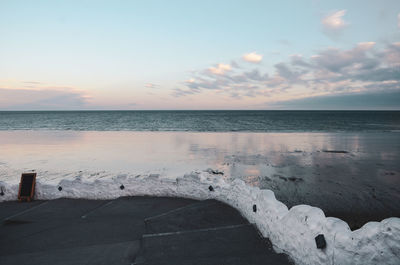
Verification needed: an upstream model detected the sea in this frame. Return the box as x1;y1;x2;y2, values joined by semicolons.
0;110;399;132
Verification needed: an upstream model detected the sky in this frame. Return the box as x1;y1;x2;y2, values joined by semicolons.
0;0;400;110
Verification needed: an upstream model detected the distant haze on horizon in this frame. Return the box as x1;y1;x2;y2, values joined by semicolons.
1;0;400;110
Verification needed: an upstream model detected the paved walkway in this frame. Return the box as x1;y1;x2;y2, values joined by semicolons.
0;197;293;265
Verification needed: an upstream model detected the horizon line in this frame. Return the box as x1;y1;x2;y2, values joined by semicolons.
0;109;399;112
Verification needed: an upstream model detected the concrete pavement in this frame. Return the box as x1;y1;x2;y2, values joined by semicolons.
0;197;292;265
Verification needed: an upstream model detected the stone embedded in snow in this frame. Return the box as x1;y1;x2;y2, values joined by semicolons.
205;168;224;175
315;234;326;249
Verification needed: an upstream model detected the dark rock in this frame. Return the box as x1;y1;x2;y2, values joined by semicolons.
288;176;303;182
208;185;214;192
276;175;288;181
322;150;348;154
120;184;125;190
315;234;326;249
253;204;257;213
384;171;395;176
58;186;62;191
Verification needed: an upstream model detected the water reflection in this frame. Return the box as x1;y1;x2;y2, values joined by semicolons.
0;131;399;227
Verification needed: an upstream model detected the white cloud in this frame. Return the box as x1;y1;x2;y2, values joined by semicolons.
357;42;376;50
322;10;348;33
242;52;263;63
208;63;232;75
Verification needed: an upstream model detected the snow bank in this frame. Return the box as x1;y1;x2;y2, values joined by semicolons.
1;172;399;265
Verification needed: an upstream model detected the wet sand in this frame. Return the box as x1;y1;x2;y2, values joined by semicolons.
0;131;399;229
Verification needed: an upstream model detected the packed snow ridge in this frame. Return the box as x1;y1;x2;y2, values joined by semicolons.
0;172;399;265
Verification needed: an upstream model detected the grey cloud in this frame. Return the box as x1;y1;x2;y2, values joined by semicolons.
173;88;200;97
311;45;375;73
383;43;400;65
0;88;88;110
350;68;400;82
243;69;268;81
290;55;311;68
226;70;268;84
274;63;307;83
229;92;241;99
358;58;381;70
244;89;262;98
364;81;400;91
231;61;240;68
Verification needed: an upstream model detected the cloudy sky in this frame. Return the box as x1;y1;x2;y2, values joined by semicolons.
1;0;399;110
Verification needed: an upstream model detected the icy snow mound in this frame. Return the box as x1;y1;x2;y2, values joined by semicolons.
0;172;399;265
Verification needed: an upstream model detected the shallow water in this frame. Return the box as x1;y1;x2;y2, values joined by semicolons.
0;130;399;228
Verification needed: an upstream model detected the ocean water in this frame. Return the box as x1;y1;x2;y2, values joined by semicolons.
0;110;399;131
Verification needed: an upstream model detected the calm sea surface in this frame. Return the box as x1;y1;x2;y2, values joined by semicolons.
0;110;399;132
